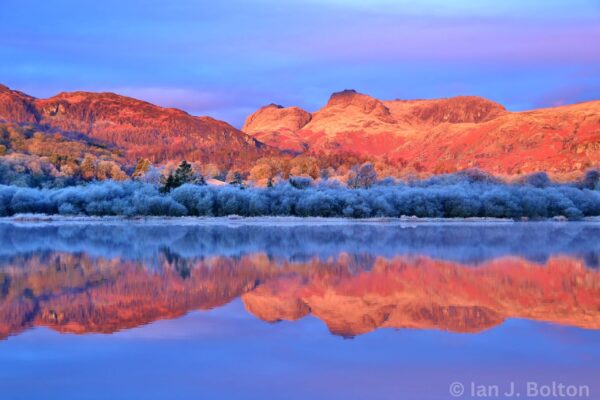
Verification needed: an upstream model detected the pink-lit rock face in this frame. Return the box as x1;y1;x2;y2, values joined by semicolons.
243;89;600;177
0;85;270;167
0;84;39;124
2;252;599;339
242;104;312;153
2;83;599;177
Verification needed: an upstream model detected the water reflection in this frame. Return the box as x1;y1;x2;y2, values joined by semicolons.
2;220;600;265
1;221;599;339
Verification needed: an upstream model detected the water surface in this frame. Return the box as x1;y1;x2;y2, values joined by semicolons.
1;220;599;399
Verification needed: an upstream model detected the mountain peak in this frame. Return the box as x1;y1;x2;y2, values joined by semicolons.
326;89;367;106
51;90;150;105
266;103;284;109
393;95;508;124
329;88;358;98
242;104;312;153
319;89;396;124
243;104;311;134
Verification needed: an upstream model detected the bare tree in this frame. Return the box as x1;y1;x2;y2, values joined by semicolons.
347;162;378;189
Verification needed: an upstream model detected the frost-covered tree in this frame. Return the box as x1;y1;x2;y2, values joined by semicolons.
581;169;600;190
347;163;378;189
2;171;600;220
140;166;163;186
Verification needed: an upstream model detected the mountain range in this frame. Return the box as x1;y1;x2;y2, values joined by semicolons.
1;252;599;339
2;84;599;177
244;89;600;176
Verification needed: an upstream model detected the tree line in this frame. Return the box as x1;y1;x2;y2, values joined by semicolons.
1;169;599;219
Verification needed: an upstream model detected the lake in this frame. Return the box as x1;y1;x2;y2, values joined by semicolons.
0;219;599;400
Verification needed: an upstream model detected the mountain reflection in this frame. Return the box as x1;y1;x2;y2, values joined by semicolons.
1;254;599;338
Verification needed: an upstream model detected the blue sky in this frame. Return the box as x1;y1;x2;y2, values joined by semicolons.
0;0;598;126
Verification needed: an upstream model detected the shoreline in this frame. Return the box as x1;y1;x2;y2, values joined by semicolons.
2;214;600;226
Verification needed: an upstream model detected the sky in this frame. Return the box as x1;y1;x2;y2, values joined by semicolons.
0;0;599;127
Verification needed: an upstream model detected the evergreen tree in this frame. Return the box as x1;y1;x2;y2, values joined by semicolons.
160;160;201;193
160;174;178;193
229;171;244;187
174;160;194;185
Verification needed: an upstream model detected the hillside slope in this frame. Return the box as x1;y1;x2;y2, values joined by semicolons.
0;84;268;168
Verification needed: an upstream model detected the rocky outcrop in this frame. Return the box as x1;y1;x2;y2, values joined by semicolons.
324;89;396;123
388;96;507;124
301;89;397;134
0;84;39;124
242;104;312;152
243;104;312;134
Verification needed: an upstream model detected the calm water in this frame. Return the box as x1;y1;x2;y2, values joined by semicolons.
0;219;599;400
